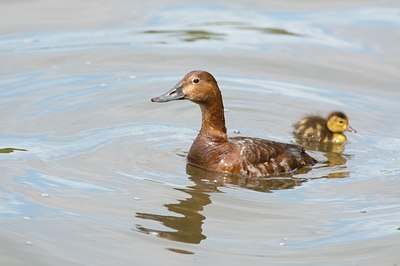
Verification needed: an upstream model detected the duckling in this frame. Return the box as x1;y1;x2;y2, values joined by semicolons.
293;111;357;144
151;70;316;177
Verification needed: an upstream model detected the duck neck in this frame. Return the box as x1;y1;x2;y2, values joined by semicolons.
198;96;228;141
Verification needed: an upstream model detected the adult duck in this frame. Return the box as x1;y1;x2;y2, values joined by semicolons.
151;70;316;177
293;111;357;144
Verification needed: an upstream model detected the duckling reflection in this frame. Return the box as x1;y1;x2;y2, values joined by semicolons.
0;147;27;153
296;139;345;154
297;140;351;179
135;165;307;244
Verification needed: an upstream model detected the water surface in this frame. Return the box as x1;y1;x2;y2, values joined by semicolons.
1;0;400;265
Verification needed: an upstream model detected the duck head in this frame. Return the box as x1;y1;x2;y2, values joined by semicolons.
151;70;220;104
326;111;357;134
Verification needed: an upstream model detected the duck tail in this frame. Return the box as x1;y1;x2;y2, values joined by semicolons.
300;151;318;166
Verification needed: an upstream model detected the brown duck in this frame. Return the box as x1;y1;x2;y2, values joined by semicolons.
293;111;357;144
151;70;316;177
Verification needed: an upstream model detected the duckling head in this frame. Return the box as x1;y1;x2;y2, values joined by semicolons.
326;111;357;134
151;70;220;104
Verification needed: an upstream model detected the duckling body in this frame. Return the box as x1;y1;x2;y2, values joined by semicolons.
152;70;316;177
293;112;356;144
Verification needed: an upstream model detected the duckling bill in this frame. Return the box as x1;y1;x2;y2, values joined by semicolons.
152;70;316;177
293;111;356;144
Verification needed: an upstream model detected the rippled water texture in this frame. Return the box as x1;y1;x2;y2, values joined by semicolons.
1;1;400;265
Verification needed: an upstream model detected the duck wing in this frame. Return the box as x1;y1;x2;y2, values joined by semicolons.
230;136;316;176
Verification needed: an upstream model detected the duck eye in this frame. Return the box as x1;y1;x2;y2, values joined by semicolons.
192;78;200;84
338;120;344;124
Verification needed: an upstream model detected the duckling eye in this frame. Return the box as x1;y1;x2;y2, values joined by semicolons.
338;120;344;124
192;78;200;84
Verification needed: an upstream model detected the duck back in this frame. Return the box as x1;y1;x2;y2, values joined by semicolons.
293;116;331;142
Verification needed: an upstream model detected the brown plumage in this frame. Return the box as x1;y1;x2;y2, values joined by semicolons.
293;111;357;144
151;70;316;177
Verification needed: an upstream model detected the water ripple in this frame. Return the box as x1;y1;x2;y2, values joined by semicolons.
1;6;398;54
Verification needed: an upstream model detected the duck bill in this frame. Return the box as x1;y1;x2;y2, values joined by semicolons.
346;124;357;133
151;83;185;102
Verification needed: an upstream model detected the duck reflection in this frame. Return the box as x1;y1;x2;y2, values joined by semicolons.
135;171;213;244
135;164;307;244
185;165;309;192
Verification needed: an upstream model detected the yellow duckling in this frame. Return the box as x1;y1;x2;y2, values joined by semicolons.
293;111;357;144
